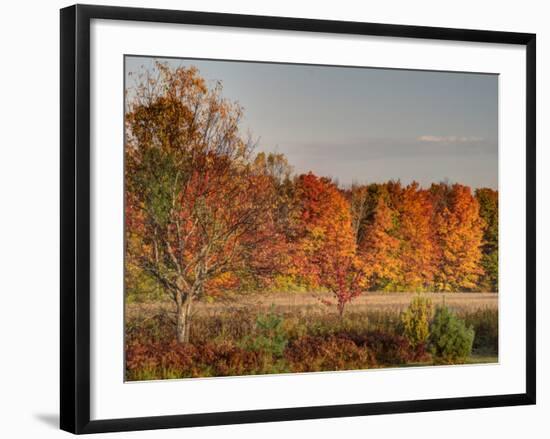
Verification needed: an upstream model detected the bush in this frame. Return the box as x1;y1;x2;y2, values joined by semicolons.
461;308;498;354
400;295;433;356
125;340;272;380
285;335;371;372
429;306;475;364
364;332;416;365
240;307;288;357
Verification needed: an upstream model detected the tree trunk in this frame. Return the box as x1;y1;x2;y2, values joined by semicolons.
337;300;345;318
176;295;193;343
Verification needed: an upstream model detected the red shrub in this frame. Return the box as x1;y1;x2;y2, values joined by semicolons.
125;340;267;379
364;332;415;365
284;335;372;372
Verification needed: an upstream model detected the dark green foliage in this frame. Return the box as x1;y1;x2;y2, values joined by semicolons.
475;188;499;291
429;306;475;364
127;147;181;228
240;307;288;357
461;308;498;354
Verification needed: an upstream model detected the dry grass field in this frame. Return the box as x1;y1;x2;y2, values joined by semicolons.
126;292;498;319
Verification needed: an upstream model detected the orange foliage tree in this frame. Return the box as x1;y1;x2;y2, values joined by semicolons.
125;63;281;343
396;182;437;291
432;184;485;291
360;196;401;290
293;174;367;315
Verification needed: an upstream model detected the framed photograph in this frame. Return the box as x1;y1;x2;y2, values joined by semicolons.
60;4;536;434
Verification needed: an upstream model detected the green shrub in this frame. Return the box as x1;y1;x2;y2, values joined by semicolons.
429;306;475;364
461;308;498;354
240;307;288;358
400;295;433;354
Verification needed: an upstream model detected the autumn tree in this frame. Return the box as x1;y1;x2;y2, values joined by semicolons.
432;184;485;291
252;152;297;240
396;183;436;291
349;182;403;245
246;152;296;287
360;197;401;290
476;188;499;291
293;173;367;315
317;251;366;316
125;63;280;343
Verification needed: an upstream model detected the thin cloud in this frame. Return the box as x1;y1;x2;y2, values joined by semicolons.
418;135;485;143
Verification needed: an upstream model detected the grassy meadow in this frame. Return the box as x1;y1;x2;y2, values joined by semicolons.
125;292;498;381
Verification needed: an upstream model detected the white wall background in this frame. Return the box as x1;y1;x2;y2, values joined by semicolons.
0;0;546;437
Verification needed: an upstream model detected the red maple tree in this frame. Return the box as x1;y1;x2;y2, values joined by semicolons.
292;173;367;315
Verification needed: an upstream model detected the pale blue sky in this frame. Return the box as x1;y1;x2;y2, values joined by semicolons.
125;56;498;189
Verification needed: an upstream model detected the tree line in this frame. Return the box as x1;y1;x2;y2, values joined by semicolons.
125;63;498;342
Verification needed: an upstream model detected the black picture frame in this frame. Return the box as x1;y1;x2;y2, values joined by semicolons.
60;4;536;434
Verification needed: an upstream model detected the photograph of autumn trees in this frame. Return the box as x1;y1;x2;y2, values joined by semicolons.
125;57;499;381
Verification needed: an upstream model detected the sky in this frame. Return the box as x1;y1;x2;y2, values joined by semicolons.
125;56;498;189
